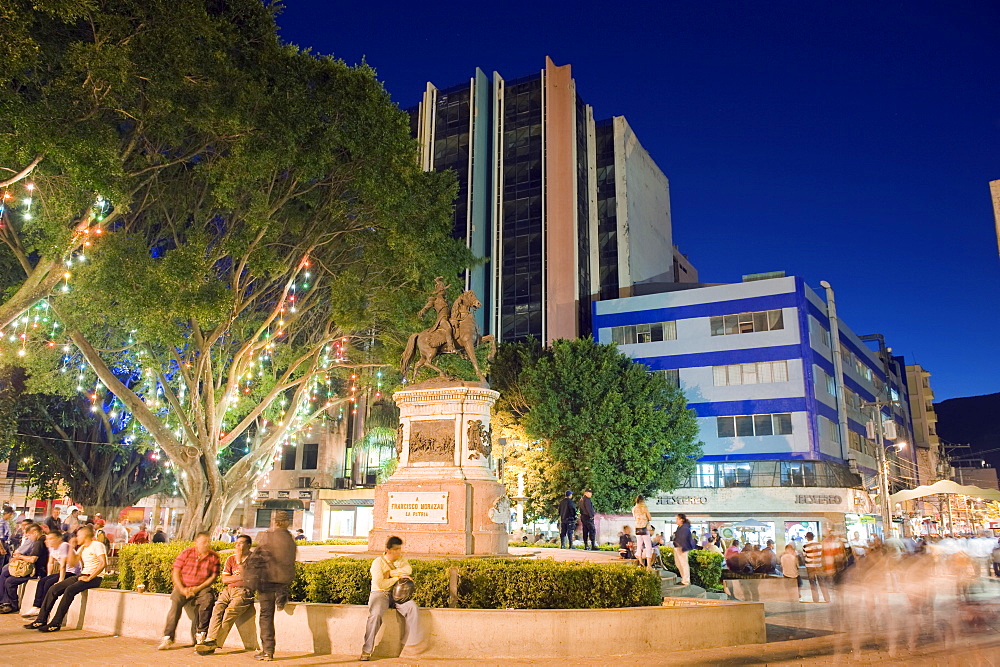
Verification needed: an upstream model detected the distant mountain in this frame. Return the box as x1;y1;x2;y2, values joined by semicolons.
934;392;1000;468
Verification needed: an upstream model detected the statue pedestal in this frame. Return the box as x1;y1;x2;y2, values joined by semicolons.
368;380;509;555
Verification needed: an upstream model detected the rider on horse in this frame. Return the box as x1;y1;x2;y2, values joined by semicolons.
418;276;457;353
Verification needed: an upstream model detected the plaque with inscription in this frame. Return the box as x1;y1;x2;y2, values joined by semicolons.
387;492;449;523
408;419;455;463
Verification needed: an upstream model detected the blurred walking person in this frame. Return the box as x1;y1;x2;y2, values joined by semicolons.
803;532;829;602
252;511;297;661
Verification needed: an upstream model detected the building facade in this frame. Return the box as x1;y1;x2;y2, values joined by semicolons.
409;57;695;344
594;274;918;547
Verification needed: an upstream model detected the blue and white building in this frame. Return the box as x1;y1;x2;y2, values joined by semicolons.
594;274;918;547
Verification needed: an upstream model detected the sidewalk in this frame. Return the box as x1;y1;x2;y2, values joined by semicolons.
1;596;997;665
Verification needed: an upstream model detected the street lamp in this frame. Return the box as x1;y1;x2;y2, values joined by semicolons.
862;398;905;539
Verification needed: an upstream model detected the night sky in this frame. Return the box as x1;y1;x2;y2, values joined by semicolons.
276;1;999;401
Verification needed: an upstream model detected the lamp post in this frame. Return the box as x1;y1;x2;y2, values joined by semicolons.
862;398;906;539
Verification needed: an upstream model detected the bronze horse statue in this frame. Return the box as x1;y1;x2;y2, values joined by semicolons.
400;289;496;381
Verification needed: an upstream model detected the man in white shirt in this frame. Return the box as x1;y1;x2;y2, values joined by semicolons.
28;525;107;632
360;536;424;661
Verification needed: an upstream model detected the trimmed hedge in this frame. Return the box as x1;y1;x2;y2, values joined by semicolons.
659;547;724;590
117;544;661;609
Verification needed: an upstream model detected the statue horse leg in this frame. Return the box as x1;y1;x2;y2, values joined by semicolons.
415;330;448;378
458;331;485;381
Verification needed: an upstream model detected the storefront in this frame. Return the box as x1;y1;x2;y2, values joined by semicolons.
595;486;879;549
317;488;376;538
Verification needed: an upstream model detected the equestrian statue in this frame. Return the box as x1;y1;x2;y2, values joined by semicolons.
400;277;496;382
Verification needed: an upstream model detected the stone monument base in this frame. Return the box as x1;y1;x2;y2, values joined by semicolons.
368;477;508;555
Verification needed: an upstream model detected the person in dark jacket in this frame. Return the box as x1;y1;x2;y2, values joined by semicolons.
672;514;695;586
253;511;297;661
579;490;597;551
557;491;577;549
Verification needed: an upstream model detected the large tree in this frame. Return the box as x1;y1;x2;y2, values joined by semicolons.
492;338;703;521
0;368;170;516
5;1;470;537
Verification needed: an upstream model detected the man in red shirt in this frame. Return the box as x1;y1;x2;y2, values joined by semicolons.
196;534;255;655
158;532;220;650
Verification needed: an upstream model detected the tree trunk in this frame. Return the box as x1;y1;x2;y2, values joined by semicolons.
88;503;127;523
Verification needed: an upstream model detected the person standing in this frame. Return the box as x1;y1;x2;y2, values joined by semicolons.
253;511;297;661
65;508;81;535
197;535;255;655
780;544;802;603
130;524;150;544
28;526;106;632
158;532;220;650
579;490;597;551
360;536;424;661
802;532;829;603
632;496;653;569
557;491;577;550
43;508;62;535
0;507;14;567
672;513;695;585
991;539;1000;577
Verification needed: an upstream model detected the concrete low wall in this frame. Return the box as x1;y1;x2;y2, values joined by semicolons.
23;581;765;659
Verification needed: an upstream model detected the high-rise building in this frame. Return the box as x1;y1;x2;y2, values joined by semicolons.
410;57;695;344
595;274;920;545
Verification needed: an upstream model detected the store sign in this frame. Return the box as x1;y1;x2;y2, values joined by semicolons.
656;496;709;505
795;494;842;505
258;491;269;499
298;491;312;500
387;492;448;523
277;491;290;499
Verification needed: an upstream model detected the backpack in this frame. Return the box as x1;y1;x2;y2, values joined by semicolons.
241;546;269;591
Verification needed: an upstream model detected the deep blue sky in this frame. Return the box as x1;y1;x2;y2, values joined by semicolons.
277;1;999;401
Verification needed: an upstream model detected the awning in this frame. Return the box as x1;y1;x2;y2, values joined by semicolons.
889;479;1000;504
261;499;306;510
324;499;374;507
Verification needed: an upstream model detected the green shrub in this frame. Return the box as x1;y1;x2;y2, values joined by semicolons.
659;547;724;590
116;544;660;608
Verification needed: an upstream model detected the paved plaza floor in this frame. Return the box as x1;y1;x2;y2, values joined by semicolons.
1;593;998;666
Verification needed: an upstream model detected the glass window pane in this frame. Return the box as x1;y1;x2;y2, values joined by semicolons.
727;364;742;385
663;320;677;340
738;312;754;325
768;309;784;331
742;363;758;384
649;322;663;342
713;365;728;386
717;417;736;437
772;360;788;382
774;413;793;435
624;326;636;344
612;326;624;345
710;316;724;336
735;416;755;437
753;311;768;332
724;314;739;335
758;362;773;384
754;414;773;436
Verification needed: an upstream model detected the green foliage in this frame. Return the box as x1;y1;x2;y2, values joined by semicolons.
492;338;703;520
659;547;724;590
116;545;661;608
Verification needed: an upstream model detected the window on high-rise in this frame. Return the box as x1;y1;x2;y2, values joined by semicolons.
716;413;793;437
710;309;784;336
713;360;789;386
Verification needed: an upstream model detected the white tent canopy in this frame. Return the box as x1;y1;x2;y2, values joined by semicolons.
889;479;1000;504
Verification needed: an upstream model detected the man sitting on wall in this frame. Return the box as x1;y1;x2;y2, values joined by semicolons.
360;536;425;661
27;525;107;632
158;532;220;650
196;535;255;655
